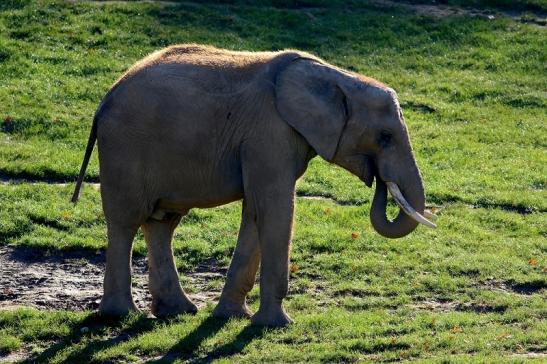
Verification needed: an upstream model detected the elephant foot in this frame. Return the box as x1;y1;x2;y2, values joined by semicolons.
212;299;252;319
251;305;293;327
151;298;198;318
99;295;139;316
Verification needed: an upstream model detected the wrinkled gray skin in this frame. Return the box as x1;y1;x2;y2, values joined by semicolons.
72;44;427;327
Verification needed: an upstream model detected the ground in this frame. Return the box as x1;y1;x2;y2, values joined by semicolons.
0;0;546;363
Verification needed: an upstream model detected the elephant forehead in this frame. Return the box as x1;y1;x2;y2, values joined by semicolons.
363;85;397;107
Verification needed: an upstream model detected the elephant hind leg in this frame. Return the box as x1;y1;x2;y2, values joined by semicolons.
142;213;197;318
99;223;140;316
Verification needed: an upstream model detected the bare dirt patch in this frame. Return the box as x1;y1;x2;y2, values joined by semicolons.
510;352;547;359
478;278;546;295
372;0;546;26
0;246;223;312
0;349;29;364
411;300;507;313
0;174;100;189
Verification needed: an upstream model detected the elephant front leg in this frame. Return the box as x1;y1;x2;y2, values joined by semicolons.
142;214;197;318
213;202;260;319
250;190;295;327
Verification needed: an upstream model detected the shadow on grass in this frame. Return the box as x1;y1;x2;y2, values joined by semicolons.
197;324;268;363
143;0;510;56
151;315;267;363
22;313;158;363
16;311;265;363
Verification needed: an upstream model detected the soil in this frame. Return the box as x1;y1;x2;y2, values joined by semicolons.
0;246;224;312
372;0;545;25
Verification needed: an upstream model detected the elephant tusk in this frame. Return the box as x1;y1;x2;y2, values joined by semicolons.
386;182;437;229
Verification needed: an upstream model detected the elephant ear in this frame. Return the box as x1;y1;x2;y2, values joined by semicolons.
275;59;349;161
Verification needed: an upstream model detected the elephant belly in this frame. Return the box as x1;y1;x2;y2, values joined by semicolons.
151;160;244;212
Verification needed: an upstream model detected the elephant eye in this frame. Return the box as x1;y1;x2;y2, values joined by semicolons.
379;131;392;148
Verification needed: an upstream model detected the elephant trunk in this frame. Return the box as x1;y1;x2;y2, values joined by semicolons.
370;168;428;239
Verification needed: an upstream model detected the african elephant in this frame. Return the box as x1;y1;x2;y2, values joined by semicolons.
71;44;435;327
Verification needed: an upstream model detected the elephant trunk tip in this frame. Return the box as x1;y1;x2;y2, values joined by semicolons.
370;178;426;239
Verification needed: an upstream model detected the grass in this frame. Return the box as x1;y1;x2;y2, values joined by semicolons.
0;0;545;362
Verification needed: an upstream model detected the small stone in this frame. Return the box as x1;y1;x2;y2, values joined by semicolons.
80;327;89;333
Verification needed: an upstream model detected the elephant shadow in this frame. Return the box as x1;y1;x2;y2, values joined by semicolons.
150;315;268;363
22;313;156;363
23;313;267;363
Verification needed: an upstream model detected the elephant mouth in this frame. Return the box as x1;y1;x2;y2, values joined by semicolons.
384;181;436;229
361;155;375;187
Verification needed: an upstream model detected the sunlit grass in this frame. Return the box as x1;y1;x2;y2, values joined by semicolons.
0;0;545;362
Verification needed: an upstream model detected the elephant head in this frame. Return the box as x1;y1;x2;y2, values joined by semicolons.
275;57;436;238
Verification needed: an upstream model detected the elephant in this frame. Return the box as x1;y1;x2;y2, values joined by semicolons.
71;44;435;327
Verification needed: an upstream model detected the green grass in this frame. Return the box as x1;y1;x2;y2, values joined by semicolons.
0;0;545;362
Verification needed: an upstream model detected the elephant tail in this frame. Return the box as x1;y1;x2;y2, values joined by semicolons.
71;115;98;203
